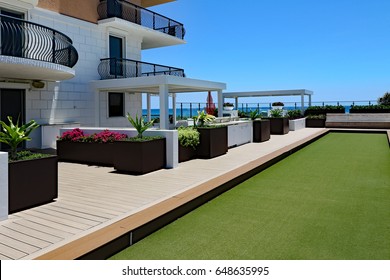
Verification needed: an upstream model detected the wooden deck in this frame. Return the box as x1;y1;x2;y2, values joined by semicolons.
0;128;329;260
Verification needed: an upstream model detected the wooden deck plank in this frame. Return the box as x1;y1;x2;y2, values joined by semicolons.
0;226;52;248
31;208;102;227
0;128;330;260
16;210;93;231
11;220;71;239
43;205;109;223
0;243;27;259
2;223;63;244
12;213;83;235
0;234;40;254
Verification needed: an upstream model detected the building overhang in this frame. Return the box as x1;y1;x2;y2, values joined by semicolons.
141;0;176;8
223;89;313;98
98;18;186;50
91;75;226;94
0;56;75;82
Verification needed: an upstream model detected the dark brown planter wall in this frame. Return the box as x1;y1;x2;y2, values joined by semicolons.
9;156;58;214
113;138;166;175
253;120;271;142
306;119;326;127
197;126;228;159
57;141;115;166
179;145;197;162
268;118;289;135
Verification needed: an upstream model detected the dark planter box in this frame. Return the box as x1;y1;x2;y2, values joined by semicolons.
179;145;197;162
113;138;166;175
253;120;270;142
197;126;228;159
57;141;115;166
306;118;326;127
9;155;58;214
268;118;289;134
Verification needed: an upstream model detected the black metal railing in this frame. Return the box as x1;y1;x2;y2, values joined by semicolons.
0;14;78;67
98;0;185;40
98;58;185;79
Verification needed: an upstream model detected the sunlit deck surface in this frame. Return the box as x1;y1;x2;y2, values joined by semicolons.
0;127;351;260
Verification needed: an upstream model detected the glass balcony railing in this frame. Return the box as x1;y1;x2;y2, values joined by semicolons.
98;0;185;40
98;58;185;79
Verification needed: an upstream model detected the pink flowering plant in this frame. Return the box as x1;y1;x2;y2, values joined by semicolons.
58;128;127;143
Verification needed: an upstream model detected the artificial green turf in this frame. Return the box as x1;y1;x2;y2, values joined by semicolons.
110;133;390;260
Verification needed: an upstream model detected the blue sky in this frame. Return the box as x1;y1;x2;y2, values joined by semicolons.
142;0;390;106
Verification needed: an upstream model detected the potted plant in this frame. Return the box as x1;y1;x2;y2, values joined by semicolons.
113;114;166;174
223;102;234;111
305;114;326;127
271;102;284;110
250;110;270;142
287;109;305;131
194;110;228;159
0;116;58;214
57;128;127;166
266;109;289;134
177;126;200;162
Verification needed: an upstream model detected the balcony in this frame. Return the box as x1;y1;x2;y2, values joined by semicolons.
98;58;185;80
0;14;78;81
98;0;185;47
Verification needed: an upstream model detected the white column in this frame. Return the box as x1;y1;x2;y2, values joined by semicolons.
94;90;100;127
147;93;152;122
172;93;177;124
0;152;8;221
301;93;305;113
159;84;169;129
218;90;223;117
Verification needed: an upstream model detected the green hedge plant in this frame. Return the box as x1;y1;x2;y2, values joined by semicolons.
177;127;200;150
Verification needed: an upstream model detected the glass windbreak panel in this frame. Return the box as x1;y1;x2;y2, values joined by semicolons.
108;92;124;117
106;0;122;18
0;10;24;57
109;35;123;76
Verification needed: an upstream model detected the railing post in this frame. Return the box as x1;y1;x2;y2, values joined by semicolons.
190;103;192;118
180;103;183;119
136;60;139;77
198;103;201;112
52;31;56;63
115;58;117;79
257;103;260;112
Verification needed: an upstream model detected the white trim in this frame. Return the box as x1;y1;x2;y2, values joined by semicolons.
0;152;8;221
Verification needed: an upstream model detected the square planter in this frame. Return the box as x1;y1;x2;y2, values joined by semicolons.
268;118;289;135
306;118;326;127
57;141;115;166
289;117;306;131
179;145;197;163
253;120;270;142
113;138;166;175
9;155;58;214
197;126;228;159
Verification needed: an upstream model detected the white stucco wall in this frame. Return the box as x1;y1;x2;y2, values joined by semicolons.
24;7;144;132
0;152;8;221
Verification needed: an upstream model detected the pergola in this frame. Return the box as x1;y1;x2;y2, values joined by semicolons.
91;75;226;129
223;89;313;112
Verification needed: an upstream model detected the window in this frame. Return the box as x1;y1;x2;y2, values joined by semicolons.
109;35;123;76
108;92;124;117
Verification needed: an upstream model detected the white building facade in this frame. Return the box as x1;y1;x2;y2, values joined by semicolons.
1;0;225;148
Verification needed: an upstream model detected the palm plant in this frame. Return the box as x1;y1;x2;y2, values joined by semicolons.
127;113;154;138
249;110;261;120
0;116;39;160
193;110;215;127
